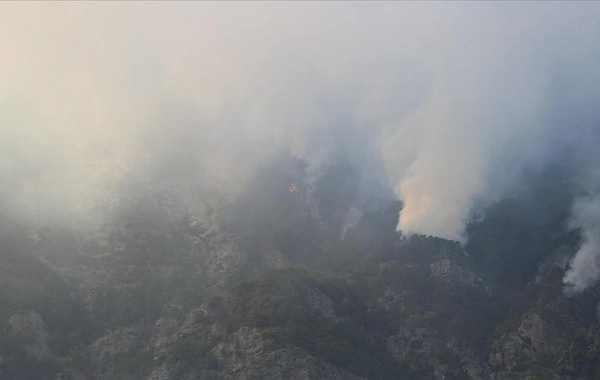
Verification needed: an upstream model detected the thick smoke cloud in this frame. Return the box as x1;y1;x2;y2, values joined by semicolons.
2;3;600;291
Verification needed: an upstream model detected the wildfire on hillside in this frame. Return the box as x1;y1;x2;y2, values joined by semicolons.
288;184;300;193
289;145;297;158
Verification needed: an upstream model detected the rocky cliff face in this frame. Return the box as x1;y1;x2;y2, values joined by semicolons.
1;165;599;380
8;311;51;362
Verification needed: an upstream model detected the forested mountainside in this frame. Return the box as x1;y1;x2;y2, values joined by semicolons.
1;157;600;380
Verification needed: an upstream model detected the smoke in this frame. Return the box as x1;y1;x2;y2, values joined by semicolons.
564;163;600;294
564;195;600;294
2;3;600;289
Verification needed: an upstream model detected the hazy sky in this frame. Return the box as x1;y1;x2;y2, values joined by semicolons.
2;2;600;292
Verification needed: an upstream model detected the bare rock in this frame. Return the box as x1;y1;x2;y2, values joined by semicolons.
8;311;51;361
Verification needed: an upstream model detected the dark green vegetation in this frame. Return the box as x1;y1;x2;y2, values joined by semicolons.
0;216;98;379
1;161;600;379
227;269;413;379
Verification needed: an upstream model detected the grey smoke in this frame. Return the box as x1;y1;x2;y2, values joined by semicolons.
2;3;600;291
564;195;600;294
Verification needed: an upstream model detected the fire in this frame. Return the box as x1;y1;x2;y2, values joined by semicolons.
288;183;303;201
289;144;298;158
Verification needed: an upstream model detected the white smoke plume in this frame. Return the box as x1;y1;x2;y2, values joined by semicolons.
2;3;600;289
564;195;600;294
564;163;600;294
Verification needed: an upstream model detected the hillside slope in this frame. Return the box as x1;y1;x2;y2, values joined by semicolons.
1;161;599;380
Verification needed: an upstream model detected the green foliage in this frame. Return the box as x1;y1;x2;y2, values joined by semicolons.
92;285;164;328
0;353;62;380
111;342;154;380
0;163;593;380
556;327;600;377
227;268;414;379
169;337;219;375
334;201;402;271
351;236;503;352
0;226;98;378
218;157;323;266
465;173;574;291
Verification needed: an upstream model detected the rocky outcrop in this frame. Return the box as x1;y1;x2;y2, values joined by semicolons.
87;326;146;378
8;311;51;361
142;293;363;380
430;259;482;288
211;326;364;380
5;178;597;380
150;302;185;362
386;325;487;380
307;287;335;318
554;327;600;379
487;305;577;379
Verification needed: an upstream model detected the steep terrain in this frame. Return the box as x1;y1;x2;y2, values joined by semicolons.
1;159;600;380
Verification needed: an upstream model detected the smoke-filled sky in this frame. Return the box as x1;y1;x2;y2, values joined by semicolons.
2;2;600;292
